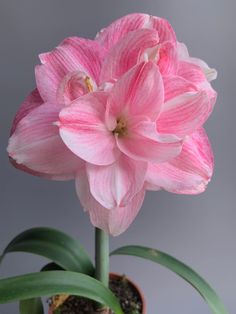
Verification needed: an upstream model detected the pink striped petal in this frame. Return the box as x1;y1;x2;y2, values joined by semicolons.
157;91;214;137
100;29;159;83
87;154;147;209
59;92;118;165
145;128;214;194
163;76;198;102
149;16;177;44
75;170;145;236
36;37;105;103
96;13;149;49
177;61;206;84
107;61;164;121
177;42;217;82
117;121;182;163
158;41;178;75
7;103;83;180
11;89;43;135
57;71;97;106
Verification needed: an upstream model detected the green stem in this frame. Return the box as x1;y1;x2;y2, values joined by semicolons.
95;227;109;288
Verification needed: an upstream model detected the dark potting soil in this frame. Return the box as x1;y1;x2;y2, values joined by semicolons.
50;275;142;314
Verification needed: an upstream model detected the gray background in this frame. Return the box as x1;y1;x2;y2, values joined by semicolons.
0;0;235;313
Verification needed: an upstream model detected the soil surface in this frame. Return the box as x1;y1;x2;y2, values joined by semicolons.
49;275;142;314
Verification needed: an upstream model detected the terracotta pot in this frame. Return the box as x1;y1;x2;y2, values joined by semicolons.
48;273;146;314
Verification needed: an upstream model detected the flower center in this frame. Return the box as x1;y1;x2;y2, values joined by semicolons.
113;117;128;137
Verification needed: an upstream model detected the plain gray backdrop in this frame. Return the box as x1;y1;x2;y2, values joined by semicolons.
0;0;235;313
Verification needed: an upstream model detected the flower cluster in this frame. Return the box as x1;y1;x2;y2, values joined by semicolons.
8;13;217;236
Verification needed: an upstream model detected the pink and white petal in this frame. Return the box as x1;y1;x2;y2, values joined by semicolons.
177;61;206;84
117;121;182;163
57;71;97;106
177;42;217;82
100;29;159;83
76;171;146;236
107;61;164;121
163;76;198;102
145;128;214;194
189;57;217;82
7;103;83;180
95;13;149;49
36;37;106;103
87;154;147;209
59;92;118;165
158;41;178;75
149;16;177;44
157;91;214;137
11;89;43;135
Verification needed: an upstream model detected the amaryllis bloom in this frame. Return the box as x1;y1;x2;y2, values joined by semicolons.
7;13;217;236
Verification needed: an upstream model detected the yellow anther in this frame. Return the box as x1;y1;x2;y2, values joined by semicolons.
84;76;93;92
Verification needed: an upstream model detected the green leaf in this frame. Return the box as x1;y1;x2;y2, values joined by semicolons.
19;298;44;314
41;262;64;272
0;271;123;314
0;227;94;275
111;245;228;314
18;262;64;314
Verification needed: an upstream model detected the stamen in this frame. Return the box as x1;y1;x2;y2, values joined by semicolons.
113;117;128;137
84;76;93;92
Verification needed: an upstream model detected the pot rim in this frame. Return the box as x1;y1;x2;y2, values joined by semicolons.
48;272;146;314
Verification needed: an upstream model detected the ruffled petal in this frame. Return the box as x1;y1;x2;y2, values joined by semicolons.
8;103;83;180
178;61;206;84
100;29;159;83
57;71;97;106
158;41;178;75
149;16;177;43
59;92;119;165
96;13;149;49
76;169;146;236
11;89;43;135
145;128;214;194
36;37;105;103
177;42;217;82
117;121;182;163
87;154;147;209
157;91;214;137
163;75;197;102
107;61;164;121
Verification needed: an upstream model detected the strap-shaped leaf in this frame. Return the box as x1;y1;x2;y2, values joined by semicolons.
0;227;94;275
111;245;228;314
19;298;44;314
0;271;123;314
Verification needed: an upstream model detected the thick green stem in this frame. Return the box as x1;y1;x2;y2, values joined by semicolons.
95;228;109;288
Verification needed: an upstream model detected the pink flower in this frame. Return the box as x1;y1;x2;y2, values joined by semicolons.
7;13;217;236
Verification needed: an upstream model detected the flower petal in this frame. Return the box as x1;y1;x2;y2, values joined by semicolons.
177;42;217;82
87;154;147;209
57;71;97;106
100;29;159;83
158;41;178;75
107;61;164;121
10;89;43;135
76;170;146;236
96;13;149;49
117;121;182;163
59;92;118;165
157;91;214;137
36;37;105;103
163;75;198;102
145;128;214;194
149;16;177;43
7;103;83;180
177;61;206;84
